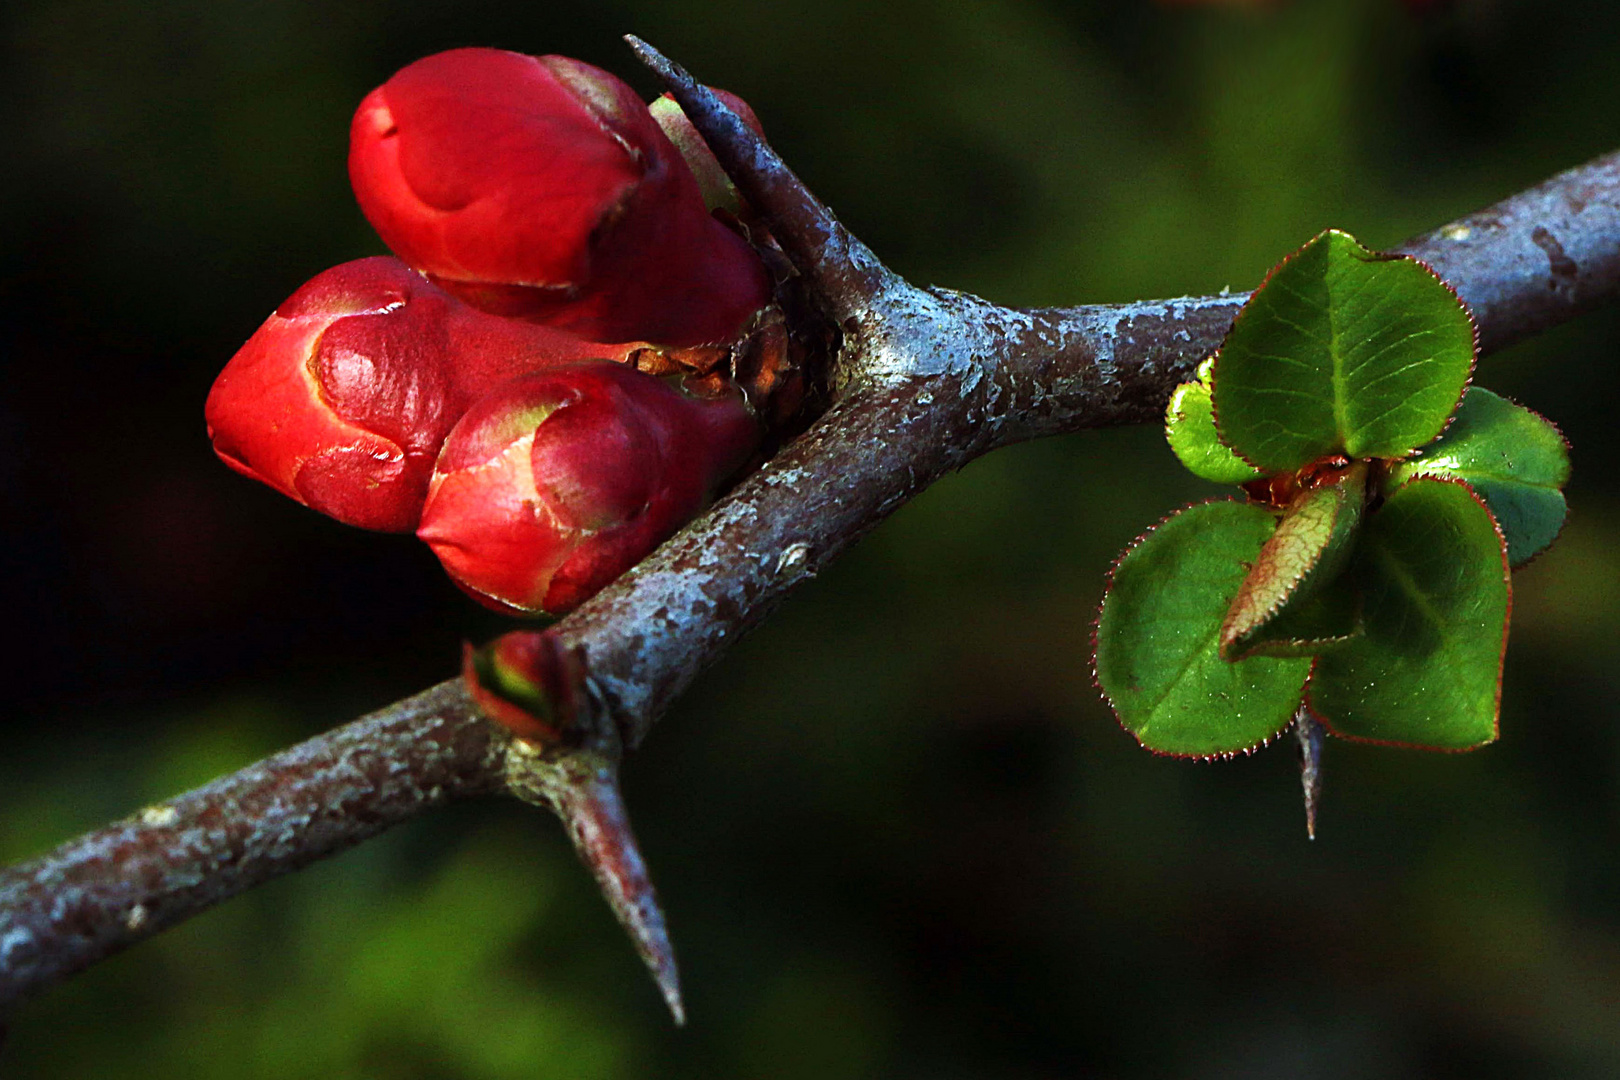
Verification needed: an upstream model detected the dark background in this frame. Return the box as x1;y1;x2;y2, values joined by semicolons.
4;0;1620;1075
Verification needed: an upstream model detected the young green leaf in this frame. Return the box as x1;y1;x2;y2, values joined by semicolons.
1211;230;1475;472
1308;478;1510;750
1096;501;1312;757
1220;462;1367;660
1166;356;1265;485
1229;570;1362;660
1389;387;1569;567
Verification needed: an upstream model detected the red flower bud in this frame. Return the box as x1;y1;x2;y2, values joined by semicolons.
349;48;771;347
463;630;586;745
205;257;632;532
647;89;763;217
418;362;761;615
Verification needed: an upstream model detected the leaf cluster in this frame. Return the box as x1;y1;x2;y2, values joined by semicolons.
1096;231;1570;757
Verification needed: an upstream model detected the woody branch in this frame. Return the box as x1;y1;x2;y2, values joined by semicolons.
2;37;1618;1023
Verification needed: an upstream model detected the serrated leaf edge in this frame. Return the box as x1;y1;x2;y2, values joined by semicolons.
1164;363;1264;485
1224;601;1364;662
1207;229;1480;470
1230;631;1360;661
1091;498;1304;761
1393;390;1572;569
1302;476;1511;753
1219;465;1365;660
1386;247;1480;452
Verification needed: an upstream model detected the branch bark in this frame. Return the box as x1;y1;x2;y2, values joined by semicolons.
3;37;1617;1018
0;682;504;1010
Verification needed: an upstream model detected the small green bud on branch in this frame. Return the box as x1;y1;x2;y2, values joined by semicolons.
3;38;1618;1030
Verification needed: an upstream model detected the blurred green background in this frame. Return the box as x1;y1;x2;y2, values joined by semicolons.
3;0;1620;1075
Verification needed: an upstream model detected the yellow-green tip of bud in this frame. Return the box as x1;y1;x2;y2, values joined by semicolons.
463;631;584;745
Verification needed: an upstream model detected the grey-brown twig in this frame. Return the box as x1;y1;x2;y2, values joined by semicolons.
0;681;502;1011
3;35;1618;1026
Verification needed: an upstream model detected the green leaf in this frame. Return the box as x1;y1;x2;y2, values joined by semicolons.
1096;501;1312;757
1166;356;1264;485
1308;478;1510;750
1390;387;1569;567
1211;229;1476;472
1231;571;1362;659
1220;462;1367;659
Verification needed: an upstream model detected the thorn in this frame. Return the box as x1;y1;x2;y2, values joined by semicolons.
505;739;686;1024
1294;708;1325;840
556;767;685;1025
623;35;893;320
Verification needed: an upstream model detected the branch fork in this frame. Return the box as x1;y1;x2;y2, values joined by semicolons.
2;35;1619;1029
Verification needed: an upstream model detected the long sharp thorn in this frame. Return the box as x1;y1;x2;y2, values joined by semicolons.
1294;708;1325;841
505;741;685;1024
623;34;892;319
553;766;686;1025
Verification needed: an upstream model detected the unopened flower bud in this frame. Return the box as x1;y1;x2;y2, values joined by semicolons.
419;362;761;615
463;630;585;745
205;257;632;532
348;48;771;346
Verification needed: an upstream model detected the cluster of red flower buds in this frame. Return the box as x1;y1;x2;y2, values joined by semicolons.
207;48;782;616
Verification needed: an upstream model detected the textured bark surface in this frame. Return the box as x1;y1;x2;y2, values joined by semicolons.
0;681;504;1008
2;47;1617;1014
1397;149;1620;354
